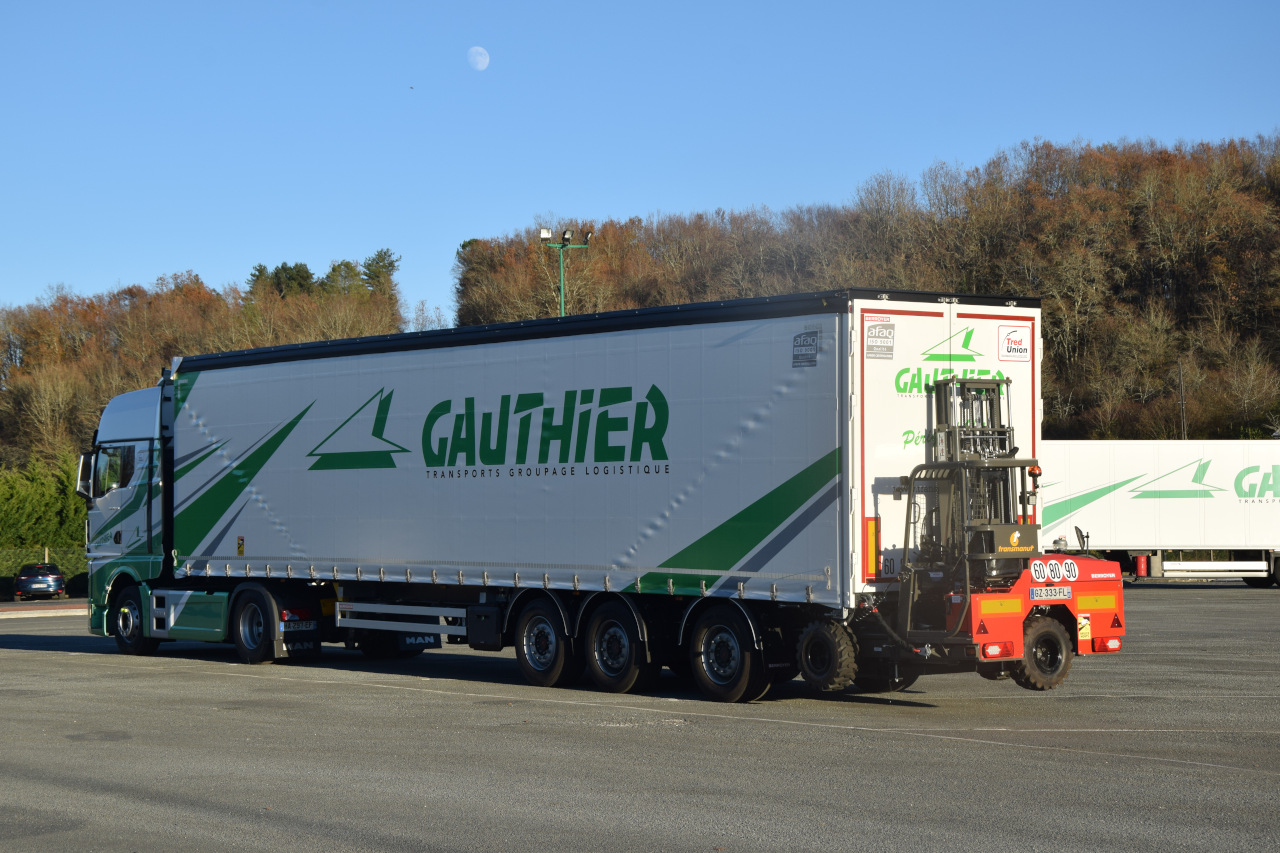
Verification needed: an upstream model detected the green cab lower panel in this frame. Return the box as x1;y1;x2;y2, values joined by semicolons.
151;590;230;641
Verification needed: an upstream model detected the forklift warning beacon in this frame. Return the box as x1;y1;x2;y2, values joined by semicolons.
79;289;1124;701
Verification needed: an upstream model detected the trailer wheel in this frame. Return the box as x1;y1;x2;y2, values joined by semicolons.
1241;575;1276;589
796;619;857;692
689;606;770;703
515;599;584;688
113;585;160;656
584;601;654;693
232;589;276;665
1012;616;1073;690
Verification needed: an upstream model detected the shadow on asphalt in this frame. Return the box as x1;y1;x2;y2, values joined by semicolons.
0;626;938;707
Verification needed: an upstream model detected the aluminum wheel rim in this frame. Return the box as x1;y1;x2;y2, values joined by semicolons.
239;602;264;651
524;616;557;671
117;600;140;640
595;621;629;677
702;626;741;685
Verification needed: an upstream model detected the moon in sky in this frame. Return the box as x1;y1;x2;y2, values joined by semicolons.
467;46;490;71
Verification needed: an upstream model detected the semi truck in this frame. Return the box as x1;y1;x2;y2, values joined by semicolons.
1038;441;1280;586
79;288;1125;702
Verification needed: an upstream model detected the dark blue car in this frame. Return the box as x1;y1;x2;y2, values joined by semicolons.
13;563;66;601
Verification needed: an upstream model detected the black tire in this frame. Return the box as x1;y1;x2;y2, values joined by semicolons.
797;619;858;692
232;588;276;665
584;601;655;693
689;605;770;703
515;599;584;688
1242;575;1276;589
1012;615;1073;690
113;585;160;655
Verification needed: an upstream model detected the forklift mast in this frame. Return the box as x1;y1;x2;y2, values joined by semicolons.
896;378;1042;641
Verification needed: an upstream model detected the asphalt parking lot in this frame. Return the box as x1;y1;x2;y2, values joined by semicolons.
2;582;1277;853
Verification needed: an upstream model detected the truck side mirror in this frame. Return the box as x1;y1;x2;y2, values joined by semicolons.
76;452;93;499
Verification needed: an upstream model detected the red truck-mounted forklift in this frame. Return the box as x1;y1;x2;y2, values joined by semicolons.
862;378;1125;690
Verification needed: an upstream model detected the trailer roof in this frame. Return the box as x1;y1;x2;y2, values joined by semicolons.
176;287;1041;373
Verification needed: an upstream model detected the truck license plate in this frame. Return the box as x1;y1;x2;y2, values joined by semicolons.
280;620;317;631
1030;586;1072;601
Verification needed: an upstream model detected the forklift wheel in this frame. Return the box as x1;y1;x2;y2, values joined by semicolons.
1012;615;1073;690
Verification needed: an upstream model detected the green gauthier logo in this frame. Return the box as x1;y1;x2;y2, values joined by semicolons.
1045;460;1280;527
1127;459;1280;499
893;327;1004;395
422;384;669;468
1236;465;1280;498
308;389;410;470
1130;459;1224;499
923;327;982;362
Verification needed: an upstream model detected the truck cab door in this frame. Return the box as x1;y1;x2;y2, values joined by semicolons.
86;440;155;562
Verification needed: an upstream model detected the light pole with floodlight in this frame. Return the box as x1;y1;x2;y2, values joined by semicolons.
540;228;592;317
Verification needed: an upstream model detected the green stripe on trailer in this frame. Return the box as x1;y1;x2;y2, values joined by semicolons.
1042;475;1141;527
173;404;312;557
641;448;840;593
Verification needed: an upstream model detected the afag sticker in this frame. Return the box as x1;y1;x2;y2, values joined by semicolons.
793;328;820;368
865;323;896;360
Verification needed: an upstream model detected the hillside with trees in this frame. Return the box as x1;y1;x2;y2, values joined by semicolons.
0;250;424;581
2;136;1279;582
455;136;1280;442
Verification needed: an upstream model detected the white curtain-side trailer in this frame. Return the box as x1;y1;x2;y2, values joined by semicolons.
1038;440;1280;584
79;289;1125;701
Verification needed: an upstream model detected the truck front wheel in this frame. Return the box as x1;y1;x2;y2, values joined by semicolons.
689;606;770;703
1012;615;1073;690
232;589;277;665
114;586;160;656
515;599;583;688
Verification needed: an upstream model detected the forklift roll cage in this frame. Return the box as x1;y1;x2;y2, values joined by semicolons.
896;377;1042;644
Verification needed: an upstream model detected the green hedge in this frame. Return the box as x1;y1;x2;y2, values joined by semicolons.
0;456;88;599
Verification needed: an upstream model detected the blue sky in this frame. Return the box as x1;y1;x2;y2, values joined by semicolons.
2;1;1276;322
